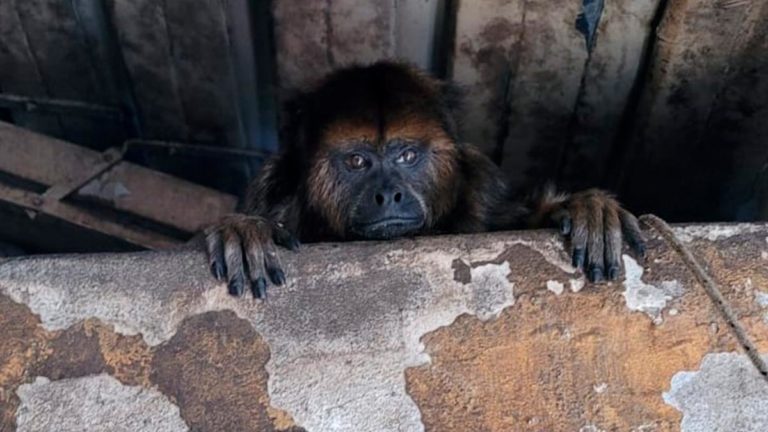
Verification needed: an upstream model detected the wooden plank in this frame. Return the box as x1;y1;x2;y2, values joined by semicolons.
451;0;589;188
12;0;127;149
395;0;442;72
0;0;64;137
0;121;237;234
450;0;525;161
495;1;588;186
0;183;179;250
105;0;188;139
162;0;243;146
557;0;662;191
272;0;397;94
617;0;766;221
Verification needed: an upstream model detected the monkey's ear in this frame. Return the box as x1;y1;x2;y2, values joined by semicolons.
437;81;464;142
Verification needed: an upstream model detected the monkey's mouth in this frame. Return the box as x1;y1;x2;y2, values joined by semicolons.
354;217;424;239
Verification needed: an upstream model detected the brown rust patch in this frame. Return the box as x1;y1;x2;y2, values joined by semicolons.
90;321;154;387
405;292;711;431
150;311;304;432
0;294;51;431
405;233;768;431
30;321;108;381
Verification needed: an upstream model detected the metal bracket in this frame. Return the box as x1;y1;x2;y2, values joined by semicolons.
41;147;125;202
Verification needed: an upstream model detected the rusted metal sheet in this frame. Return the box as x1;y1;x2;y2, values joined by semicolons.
617;0;768;221
1;223;768;431
0;121;237;234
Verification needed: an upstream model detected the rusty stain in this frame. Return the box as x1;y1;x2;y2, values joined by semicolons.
0;295;52;431
0;295;300;432
150;311;304;432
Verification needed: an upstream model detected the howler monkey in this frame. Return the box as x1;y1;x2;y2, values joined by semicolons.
204;61;645;298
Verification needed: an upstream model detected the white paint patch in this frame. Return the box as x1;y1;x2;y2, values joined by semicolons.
663;352;768;431
547;280;564;295
756;292;768;308
593;382;607;394
672;223;767;243
756;292;768;326
15;374;188;432
569;278;585;293
761;251;768;260
621;255;682;321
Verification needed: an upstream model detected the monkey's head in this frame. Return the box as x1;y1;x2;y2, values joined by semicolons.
284;62;463;240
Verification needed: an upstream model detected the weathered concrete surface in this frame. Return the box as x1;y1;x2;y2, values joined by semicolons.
1;223;768;431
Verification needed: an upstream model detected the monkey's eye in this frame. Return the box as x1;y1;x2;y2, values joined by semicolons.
346;153;368;170
396;149;418;165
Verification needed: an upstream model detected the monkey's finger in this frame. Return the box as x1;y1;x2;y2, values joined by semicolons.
569;202;588;269
603;204;622;281
222;228;247;297
272;225;300;251
241;229;269;299
205;228;227;282
619;209;646;257
586;198;605;283
263;241;286;286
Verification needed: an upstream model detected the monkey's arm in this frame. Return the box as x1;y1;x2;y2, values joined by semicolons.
203;156;301;298
520;185;646;282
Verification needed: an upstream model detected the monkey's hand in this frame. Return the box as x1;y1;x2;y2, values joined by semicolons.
204;214;300;299
547;189;645;283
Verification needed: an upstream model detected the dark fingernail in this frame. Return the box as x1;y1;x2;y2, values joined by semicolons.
268;268;286;286
560;217;572;235
608;266;620;281
589;265;604;283
252;277;268;299
228;276;245;297
210;261;225;281
572;248;585;269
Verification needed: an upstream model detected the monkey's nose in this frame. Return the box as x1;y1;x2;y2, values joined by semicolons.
375;190;403;206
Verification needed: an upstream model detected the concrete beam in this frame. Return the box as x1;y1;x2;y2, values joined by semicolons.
1;223;768;431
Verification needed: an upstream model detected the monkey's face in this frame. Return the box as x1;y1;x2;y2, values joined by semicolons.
297;62;461;240
306;119;460;240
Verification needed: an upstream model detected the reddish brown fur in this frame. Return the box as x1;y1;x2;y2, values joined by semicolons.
204;61;646;296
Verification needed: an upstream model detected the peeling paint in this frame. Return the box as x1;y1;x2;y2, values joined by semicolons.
569;278;585;293
593;382;607;394
15;374;188;432
756;292;768;307
0;240;525;432
547;280;565;295
672;223;767;243
757;292;768;326
663;353;768;431
621;255;682;320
